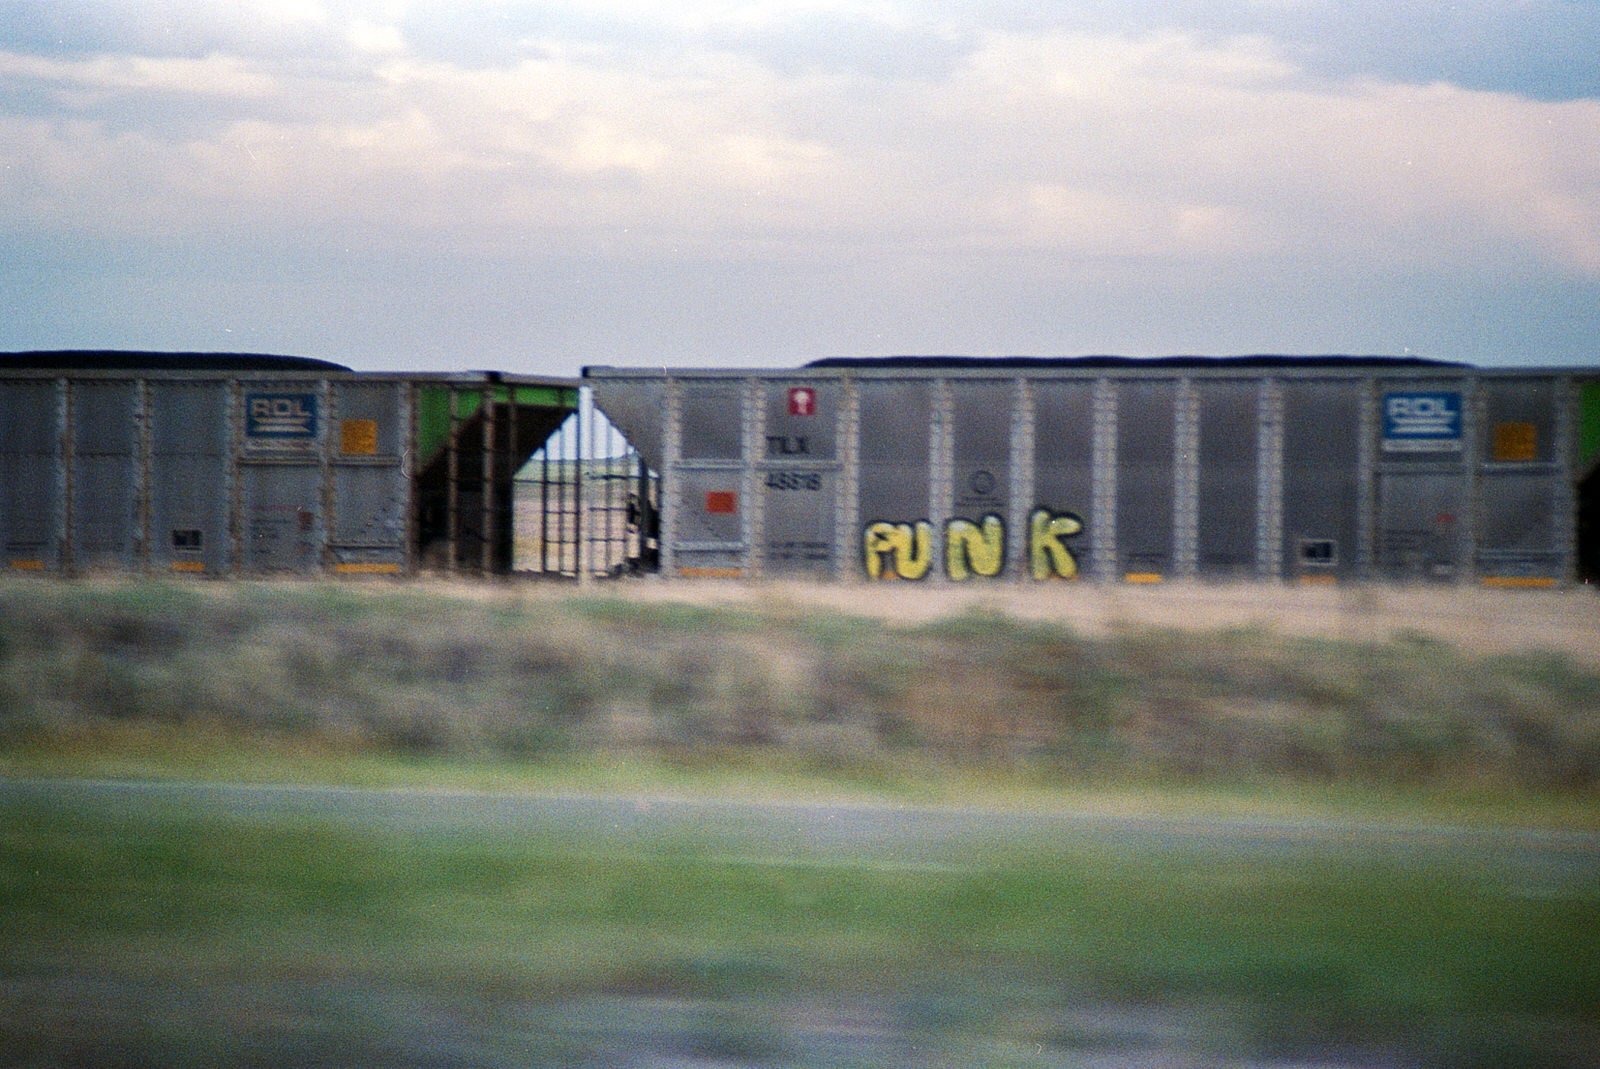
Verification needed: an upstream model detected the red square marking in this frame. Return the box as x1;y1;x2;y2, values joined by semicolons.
787;387;817;417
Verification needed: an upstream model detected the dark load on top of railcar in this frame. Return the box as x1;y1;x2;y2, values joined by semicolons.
805;354;1469;370
1;350;352;372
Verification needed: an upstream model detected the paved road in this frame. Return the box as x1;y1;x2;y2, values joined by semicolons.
6;776;1597;883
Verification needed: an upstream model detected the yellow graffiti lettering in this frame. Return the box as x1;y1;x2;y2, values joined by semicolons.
946;515;1004;580
864;520;933;579
1029;509;1083;580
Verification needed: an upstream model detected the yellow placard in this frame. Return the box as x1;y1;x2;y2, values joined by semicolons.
1491;422;1536;462
340;418;379;456
1481;576;1556;589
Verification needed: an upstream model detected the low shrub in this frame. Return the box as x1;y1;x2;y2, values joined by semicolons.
3;578;1598;793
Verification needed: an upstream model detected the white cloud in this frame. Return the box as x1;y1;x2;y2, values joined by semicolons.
925;32;1600;272
245;0;330;25
1;24;1595;278
348;19;406;55
0;51;278;98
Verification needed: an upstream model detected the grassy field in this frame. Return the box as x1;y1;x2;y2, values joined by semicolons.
3;788;1596;1068
3;577;1598;1066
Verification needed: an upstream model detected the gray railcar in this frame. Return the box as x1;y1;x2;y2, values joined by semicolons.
586;357;1600;586
1;354;579;577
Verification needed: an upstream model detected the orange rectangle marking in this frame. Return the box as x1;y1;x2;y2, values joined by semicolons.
334;562;403;575
704;491;738;514
169;561;207;573
8;559;45;571
1297;574;1339;585
340;418;379;456
678;566;745;578
1123;572;1163;584
1491;421;1537;462
1481;576;1557;588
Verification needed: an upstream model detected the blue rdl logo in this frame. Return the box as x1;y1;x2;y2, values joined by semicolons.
246;393;318;438
1382;391;1461;451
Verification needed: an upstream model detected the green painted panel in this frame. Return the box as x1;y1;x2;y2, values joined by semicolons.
417;387;481;466
1581;380;1600;473
415;384;579;467
514;385;580;407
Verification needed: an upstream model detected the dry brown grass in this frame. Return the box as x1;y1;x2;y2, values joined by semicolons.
4;576;1598;795
605;578;1600;665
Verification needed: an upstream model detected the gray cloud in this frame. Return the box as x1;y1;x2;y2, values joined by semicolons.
0;1;346;61
905;0;1600;100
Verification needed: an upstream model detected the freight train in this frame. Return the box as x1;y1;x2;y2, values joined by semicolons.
4;351;1598;584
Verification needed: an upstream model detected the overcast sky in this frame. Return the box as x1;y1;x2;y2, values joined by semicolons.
2;1;1596;374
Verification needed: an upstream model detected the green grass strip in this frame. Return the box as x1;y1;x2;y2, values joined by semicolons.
2;794;1596;1067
